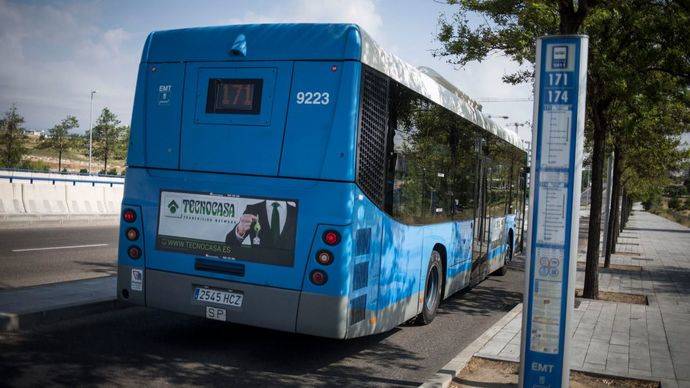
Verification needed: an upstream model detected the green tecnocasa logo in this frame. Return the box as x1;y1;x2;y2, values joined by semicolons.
168;200;179;214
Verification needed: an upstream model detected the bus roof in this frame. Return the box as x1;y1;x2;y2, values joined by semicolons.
142;23;527;151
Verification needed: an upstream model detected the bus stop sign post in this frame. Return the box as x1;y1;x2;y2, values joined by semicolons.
519;35;589;388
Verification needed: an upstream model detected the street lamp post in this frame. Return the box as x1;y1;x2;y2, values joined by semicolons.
88;90;96;174
508;121;530;135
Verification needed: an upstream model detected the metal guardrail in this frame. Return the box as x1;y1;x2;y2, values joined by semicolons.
0;169;124;187
0;167;124;178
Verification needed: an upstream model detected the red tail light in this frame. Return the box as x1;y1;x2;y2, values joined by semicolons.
322;230;340;246
316;250;334;265
123;209;136;223
310;270;328;285
125;228;139;241
128;245;142;259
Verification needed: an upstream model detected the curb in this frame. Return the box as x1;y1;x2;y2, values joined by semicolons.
420;303;523;388
0;297;126;332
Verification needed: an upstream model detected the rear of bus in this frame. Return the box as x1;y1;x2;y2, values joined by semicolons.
117;24;373;338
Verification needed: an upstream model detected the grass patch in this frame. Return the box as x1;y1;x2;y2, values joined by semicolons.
575;289;648;305
649;197;690;228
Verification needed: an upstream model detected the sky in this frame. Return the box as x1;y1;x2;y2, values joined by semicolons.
0;0;535;141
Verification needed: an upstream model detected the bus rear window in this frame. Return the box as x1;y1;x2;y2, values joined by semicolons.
205;78;263;114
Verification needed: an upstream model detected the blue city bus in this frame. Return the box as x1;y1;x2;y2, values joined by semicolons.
117;24;528;339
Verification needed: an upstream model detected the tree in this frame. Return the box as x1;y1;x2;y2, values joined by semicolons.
0;104;27;168
114;125;130;161
47;115;79;171
91;107;125;173
604;84;690;265
436;0;689;299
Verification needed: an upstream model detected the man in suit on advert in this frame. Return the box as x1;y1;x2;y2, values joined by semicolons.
226;200;297;250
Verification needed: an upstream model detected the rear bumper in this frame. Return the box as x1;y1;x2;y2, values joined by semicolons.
117;265;348;338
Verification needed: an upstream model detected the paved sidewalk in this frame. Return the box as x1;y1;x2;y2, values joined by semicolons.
0;276;118;331
474;206;690;387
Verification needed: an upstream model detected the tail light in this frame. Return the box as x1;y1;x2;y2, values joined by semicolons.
316;250;333;265
123;208;136;223
128;245;142;259
310;270;328;285
322;230;340;246
125;227;139;241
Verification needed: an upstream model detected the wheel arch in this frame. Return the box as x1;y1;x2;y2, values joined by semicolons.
432;242;447;299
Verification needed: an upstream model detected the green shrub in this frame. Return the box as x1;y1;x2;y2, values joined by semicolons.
642;193;661;211
669;196;682;210
18;159;50;172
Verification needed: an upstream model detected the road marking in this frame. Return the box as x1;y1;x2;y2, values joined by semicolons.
11;243;109;252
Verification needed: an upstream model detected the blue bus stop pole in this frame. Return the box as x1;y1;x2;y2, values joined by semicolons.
519;35;589;388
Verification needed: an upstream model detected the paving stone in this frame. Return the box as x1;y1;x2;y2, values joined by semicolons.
629;356;651;372
585;346;608;365
581;362;606;373
628;369;652;378
498;344;520;361
652;358;677;379
675;363;690;381
610;330;630;346
609;344;629;354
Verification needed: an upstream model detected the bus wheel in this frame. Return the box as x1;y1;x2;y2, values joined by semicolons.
417;250;443;325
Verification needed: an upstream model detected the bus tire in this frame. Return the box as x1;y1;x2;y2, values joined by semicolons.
417;249;443;325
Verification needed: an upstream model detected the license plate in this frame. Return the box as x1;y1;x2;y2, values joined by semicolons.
205;306;226;321
194;287;243;307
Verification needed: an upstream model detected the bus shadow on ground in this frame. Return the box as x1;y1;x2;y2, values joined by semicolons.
0;307;424;387
437;281;522;317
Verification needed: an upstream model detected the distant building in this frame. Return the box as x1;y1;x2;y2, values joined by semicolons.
26;130;46;137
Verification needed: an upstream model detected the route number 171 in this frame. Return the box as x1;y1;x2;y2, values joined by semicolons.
548;73;568;86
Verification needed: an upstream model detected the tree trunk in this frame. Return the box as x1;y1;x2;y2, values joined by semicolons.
613;192;621;248
558;0;590;34
583;106;607;299
604;146;622;268
104;137;109;174
620;189;628;230
58;149;62;172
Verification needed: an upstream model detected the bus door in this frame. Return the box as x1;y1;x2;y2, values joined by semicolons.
472;159;490;267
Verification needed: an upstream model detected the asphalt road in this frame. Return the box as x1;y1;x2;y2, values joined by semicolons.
0;225;119;289
0;259;524;387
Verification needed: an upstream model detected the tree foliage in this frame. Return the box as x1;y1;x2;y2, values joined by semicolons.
0;104;27;168
91;107;127;172
436;0;690;298
47;115;79;171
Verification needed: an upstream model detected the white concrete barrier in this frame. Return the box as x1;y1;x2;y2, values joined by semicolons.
66;185;107;214
0;182;26;214
22;184;69;214
104;185;124;215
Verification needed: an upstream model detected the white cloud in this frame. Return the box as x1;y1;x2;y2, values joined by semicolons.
0;0;138;131
220;0;384;42
0;0;386;131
